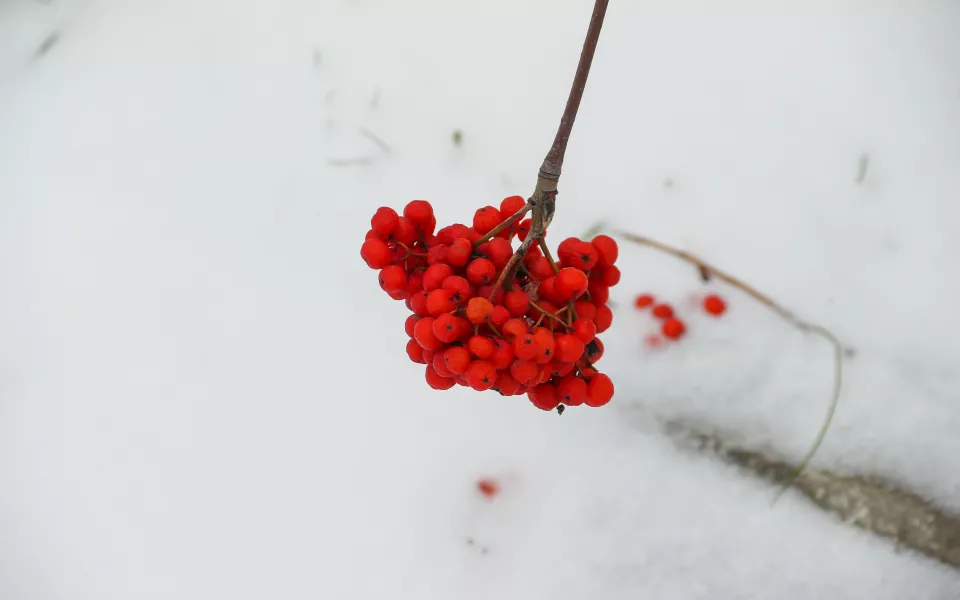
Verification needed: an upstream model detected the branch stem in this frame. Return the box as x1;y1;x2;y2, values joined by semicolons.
540;0;609;180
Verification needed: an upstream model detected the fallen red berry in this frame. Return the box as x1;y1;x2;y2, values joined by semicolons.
634;294;655;309
651;303;674;319
662;318;685;339
477;478;499;498
704;294;727;316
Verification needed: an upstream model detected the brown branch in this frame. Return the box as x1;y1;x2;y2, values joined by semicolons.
540;0;609;180
473;204;532;248
538;239;561;275
492;0;609;298
607;226;843;503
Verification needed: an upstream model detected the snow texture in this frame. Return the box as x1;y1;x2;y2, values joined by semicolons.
2;0;959;598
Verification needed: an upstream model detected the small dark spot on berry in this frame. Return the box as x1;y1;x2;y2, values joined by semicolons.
556;405;565;415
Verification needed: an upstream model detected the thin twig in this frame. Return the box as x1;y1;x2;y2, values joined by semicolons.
492;0;609;300
473;204;531;248
359;127;391;153
538;239;561;275
327;157;375;167
540;0;609;180
529;300;570;329
606;226;843;503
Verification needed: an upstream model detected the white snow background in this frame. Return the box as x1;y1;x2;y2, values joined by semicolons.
2;0;960;598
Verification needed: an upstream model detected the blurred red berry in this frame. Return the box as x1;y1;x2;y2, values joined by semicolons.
704;294;727;316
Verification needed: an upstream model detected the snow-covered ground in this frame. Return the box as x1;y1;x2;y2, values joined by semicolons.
2;0;959;597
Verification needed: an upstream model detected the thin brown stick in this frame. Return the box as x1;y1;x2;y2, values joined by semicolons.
540;0;610;180
493;0;609;297
473;204;531;248
607;227;843;503
530;300;571;329
538;239;561;275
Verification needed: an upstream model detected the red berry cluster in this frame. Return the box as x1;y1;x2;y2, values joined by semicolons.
635;292;728;347
360;198;618;411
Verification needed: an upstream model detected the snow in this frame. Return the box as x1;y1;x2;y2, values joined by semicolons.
2;0;960;598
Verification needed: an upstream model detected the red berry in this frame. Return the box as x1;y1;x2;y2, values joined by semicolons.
426;244;448;266
662;318;685;339
432;351;455;378
406;339;425;363
567;241;599;271
404;315;420;338
443;346;471;375
476;478;499;498
447;238;473;268
547;360;575;378
426;288;456;316
423;264;453;291
585;338;604;363
585;374;614;407
587;281;609;304
538;277;563;305
532;327;556;364
360;238;392;269
510;359;539;384
409;290;430;316
574;301;596;321
441;275;471;306
425;365;455;390
557;238;581;265
502;318;527;341
466;258;496;285
490;305;511;327
594;304;613;333
489;339;515;370
528;256;554;281
473;206;502;236
516;219;532;242
468;335;495;359
644;334;663;349
392;217;417;245
704;294;727;316
465;360;497;391
406;272;424;296
371;207;399;238
414;317;444;351
433;313;468;343
378;265;407;294
495;371;522;396
528;384;560;411
634;294;655;309
652;304;674;319
591;235;619;267
555;267;589;301
554;334;585;363
481;237;513;270
572;319;596;344
466;297;494;324
513;333;540;361
499;195;526;219
557;376;588;406
477;284;503;305
504;290;530;317
597;265;621;287
403;200;434;224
